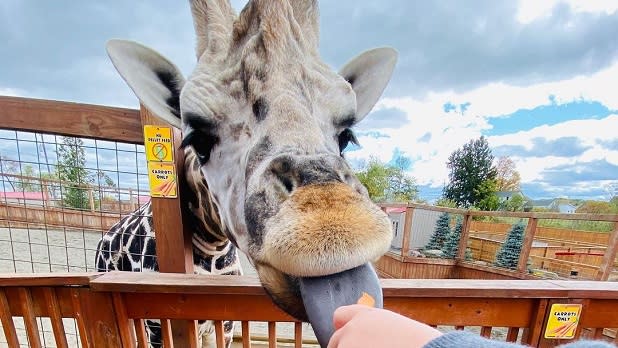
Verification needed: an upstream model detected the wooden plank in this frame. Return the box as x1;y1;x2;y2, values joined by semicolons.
42;288;69;348
18;288;42;348
0;272;100;287
140;106;198;348
456;213;472;261
385;298;535;327
517;217;538;274
242;321;251;348
294;322;302;348
134;319;149;348
480;326;492;337
91;272;618;299
0;288;20;347
76;288;123;347
113;293;136;348
122;293;294;321
521;298;548;347
400;207;414;258
70;288;91;348
455;326;464;330
596;222;618;281
268;322;276;348
214;320;225;348
381;202;618;222
0;96;143;143
161;319;174;348
506;327;519;342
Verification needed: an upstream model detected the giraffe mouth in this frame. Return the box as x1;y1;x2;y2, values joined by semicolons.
298;263;383;348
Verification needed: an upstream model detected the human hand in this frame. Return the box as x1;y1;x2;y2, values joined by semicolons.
327;305;442;348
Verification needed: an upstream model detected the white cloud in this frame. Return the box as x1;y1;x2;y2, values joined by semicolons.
517;0;618;24
348;57;618;197
0;87;28;97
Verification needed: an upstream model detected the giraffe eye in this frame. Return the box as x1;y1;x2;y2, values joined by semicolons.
181;130;219;163
337;128;359;155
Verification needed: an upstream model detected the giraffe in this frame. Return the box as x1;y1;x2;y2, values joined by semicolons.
95;150;239;347
100;0;398;347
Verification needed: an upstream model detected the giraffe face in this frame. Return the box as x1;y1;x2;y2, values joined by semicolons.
106;0;397;338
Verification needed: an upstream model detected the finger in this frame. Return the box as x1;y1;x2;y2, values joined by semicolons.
332;304;373;330
327;326;345;348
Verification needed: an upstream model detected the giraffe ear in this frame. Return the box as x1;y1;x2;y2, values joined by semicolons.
339;47;398;123
106;39;184;128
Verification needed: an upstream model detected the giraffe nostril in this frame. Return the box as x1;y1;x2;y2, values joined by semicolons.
273;158;291;174
281;177;294;193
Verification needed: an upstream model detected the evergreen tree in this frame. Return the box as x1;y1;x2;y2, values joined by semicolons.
424;212;450;250
443;136;498;208
442;217;463;259
495;221;526;269
56;137;92;209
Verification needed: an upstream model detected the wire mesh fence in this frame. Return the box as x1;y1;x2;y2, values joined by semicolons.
0;129;151;274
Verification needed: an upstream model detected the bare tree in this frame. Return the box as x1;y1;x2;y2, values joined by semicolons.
495;156;521;192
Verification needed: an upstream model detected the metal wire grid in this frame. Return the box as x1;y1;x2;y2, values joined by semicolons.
0;129;153;274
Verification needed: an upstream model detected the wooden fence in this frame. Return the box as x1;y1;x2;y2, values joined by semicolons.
2;272;618;348
379;203;618;281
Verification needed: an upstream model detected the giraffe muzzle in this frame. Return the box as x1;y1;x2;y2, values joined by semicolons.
299;262;383;348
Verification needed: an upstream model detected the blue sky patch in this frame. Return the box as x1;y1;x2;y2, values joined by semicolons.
485;99;615;136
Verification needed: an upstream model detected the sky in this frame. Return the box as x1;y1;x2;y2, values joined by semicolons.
1;0;617;202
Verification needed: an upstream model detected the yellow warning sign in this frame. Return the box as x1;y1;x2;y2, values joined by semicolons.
147;162;177;198
144;125;174;162
544;304;582;339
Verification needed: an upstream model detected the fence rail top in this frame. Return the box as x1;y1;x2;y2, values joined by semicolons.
0;95;144;144
380;202;618;222
0;271;606;300
0;272;101;286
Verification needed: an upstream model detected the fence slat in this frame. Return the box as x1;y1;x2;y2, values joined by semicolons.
161;319;174;348
242;321;251;348
268;322;276;348
506;327;519;342
596;222;618;281
480;326;492;338
18;287;42;348
214;320;225;348
134;319;149;348
70;288;91;347
294;322;302;348
0;289;20;347
43;288;68;348
112;293;136;348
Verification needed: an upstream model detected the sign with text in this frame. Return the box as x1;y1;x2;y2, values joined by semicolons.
147;162;177;198
144;125;174;162
544;304;582;339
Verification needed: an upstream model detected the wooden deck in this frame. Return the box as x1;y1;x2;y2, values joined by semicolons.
1;272;618;347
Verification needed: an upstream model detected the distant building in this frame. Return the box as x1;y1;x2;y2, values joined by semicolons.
549;201;577;214
0;191;49;206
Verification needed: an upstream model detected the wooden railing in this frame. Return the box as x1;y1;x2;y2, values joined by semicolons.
1;272;618;347
380;203;618;281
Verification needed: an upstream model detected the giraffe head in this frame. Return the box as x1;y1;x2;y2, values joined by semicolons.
107;0;396;340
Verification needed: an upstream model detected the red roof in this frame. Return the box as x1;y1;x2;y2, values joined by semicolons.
0;191;49;200
385;207;406;214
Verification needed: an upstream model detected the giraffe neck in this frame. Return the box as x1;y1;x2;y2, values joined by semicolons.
181;149;231;255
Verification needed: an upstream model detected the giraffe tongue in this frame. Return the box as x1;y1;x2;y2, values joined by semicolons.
299;263;383;348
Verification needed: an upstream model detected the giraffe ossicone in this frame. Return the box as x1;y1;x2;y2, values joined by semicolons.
99;0;397;346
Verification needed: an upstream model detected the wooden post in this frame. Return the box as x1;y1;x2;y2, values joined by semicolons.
518;217;538;274
595;222;618;281
455;212;472;262
88;188;95;212
140;106;198;347
401;206;414;258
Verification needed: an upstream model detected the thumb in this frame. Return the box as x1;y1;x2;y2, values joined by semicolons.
332;304;373;330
